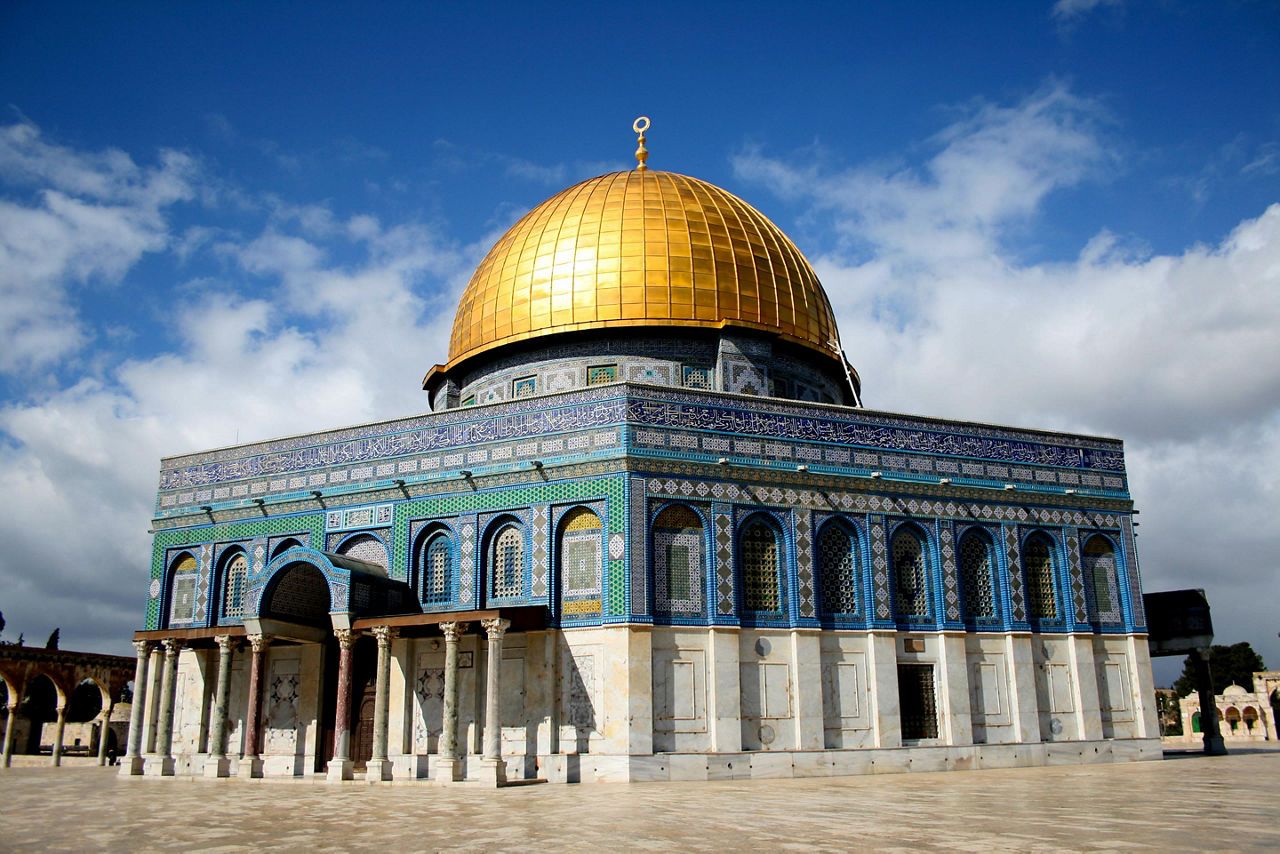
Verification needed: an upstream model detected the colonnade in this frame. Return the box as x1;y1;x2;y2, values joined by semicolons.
120;618;513;785
0;683;117;769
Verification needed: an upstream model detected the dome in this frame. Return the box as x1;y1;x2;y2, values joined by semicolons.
445;169;842;373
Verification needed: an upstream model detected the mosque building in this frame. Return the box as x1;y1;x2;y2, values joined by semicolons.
123;120;1160;784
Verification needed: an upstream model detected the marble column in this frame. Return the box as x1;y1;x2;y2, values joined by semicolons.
120;640;151;775
435;621;468;783
326;628;358;781
478;617;510;786
95;701;115;765
237;633;268;778
50;703;68;766
145;639;180;776
203;635;236;777
369;626;397;782
2;699;19;768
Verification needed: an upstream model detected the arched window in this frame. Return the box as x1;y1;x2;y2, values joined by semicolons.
653;505;705;617
418;531;453;605
1082;535;1121;624
167;553;198;626
336;533;389;570
1022;534;1057;620
741;519;781;613
958;530;995;620
220;552;248;619
559;508;603;610
891;527;930;618
818;522;859;616
490;524;524;599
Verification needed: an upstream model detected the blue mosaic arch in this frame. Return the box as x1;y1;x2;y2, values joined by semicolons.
479;512;531;607
813;515;865;627
248;546;395;621
649;500;714;625
212;544;249;626
887;519;934;627
410;520;460;610
735;509;791;626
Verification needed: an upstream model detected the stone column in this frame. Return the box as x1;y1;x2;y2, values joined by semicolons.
120;640;151;775
478;617;510;786
237;633;268;778
203;635;236;777
146;639;180;776
1192;646;1228;756
95;701;115;765
326;628;358;781
435;621;468;783
50;702;68;766
368;626;397;782
3;699;19;768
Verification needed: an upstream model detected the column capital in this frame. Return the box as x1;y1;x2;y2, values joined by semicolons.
334;628;359;649
132;639;153;657
214;634;237;653
480;617;511;640
439;621;468;643
247;633;270;653
371;625;398;647
161;638;182;657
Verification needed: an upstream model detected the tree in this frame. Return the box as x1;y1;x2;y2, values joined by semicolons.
1174;642;1266;697
45;628;60;650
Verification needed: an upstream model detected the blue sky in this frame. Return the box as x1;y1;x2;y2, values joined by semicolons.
1;1;1277;684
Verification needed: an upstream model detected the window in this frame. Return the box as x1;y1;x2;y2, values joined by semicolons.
958;531;995;620
419;531;453;605
221;553;248;619
653;505;705;617
336;533;389;570
461;394;476;407
1023;534;1057;620
891;527;930;618
818;523;859;616
1082;535;1121;624
168;553;198;625
490;524;524;599
741;519;781;613
559;507;603;614
587;364;617;385
898;664;939;739
682;364;712;390
513;376;536;398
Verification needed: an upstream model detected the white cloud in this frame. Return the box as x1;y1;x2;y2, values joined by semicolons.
0;123;470;653
737;83;1280;675
1051;0;1122;25
0;120;196;374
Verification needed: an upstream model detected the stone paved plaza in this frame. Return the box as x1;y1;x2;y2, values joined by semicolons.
2;751;1278;852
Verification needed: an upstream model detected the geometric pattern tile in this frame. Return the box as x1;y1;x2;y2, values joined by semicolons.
869;515;891;620
713;504;735;616
794;509;814;619
1004;524;1025;623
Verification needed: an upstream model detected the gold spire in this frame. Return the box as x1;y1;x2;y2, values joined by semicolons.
633;116;649;171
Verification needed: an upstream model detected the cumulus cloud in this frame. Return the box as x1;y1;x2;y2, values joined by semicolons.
0;121;469;652
0;121;196;374
736;83;1280;675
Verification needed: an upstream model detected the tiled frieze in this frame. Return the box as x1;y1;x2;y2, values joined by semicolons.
157;385;1128;521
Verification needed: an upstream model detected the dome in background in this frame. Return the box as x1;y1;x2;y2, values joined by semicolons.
445;169;842;374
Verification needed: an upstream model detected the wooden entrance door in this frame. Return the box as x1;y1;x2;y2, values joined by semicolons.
351;681;376;770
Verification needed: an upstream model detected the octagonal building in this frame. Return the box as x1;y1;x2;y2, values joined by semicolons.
125;127;1160;784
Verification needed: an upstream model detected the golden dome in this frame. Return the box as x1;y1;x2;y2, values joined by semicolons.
446;170;841;370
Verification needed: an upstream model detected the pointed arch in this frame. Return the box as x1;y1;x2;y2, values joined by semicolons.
1022;532;1058;621
739;514;783;614
485;517;525;601
335;532;389;570
414;524;455;606
890;524;930;619
217;548;249;621
558;506;603;614
165;551;199;628
817;518;860;617
957;528;996;621
652;503;706;619
1082;534;1122;625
